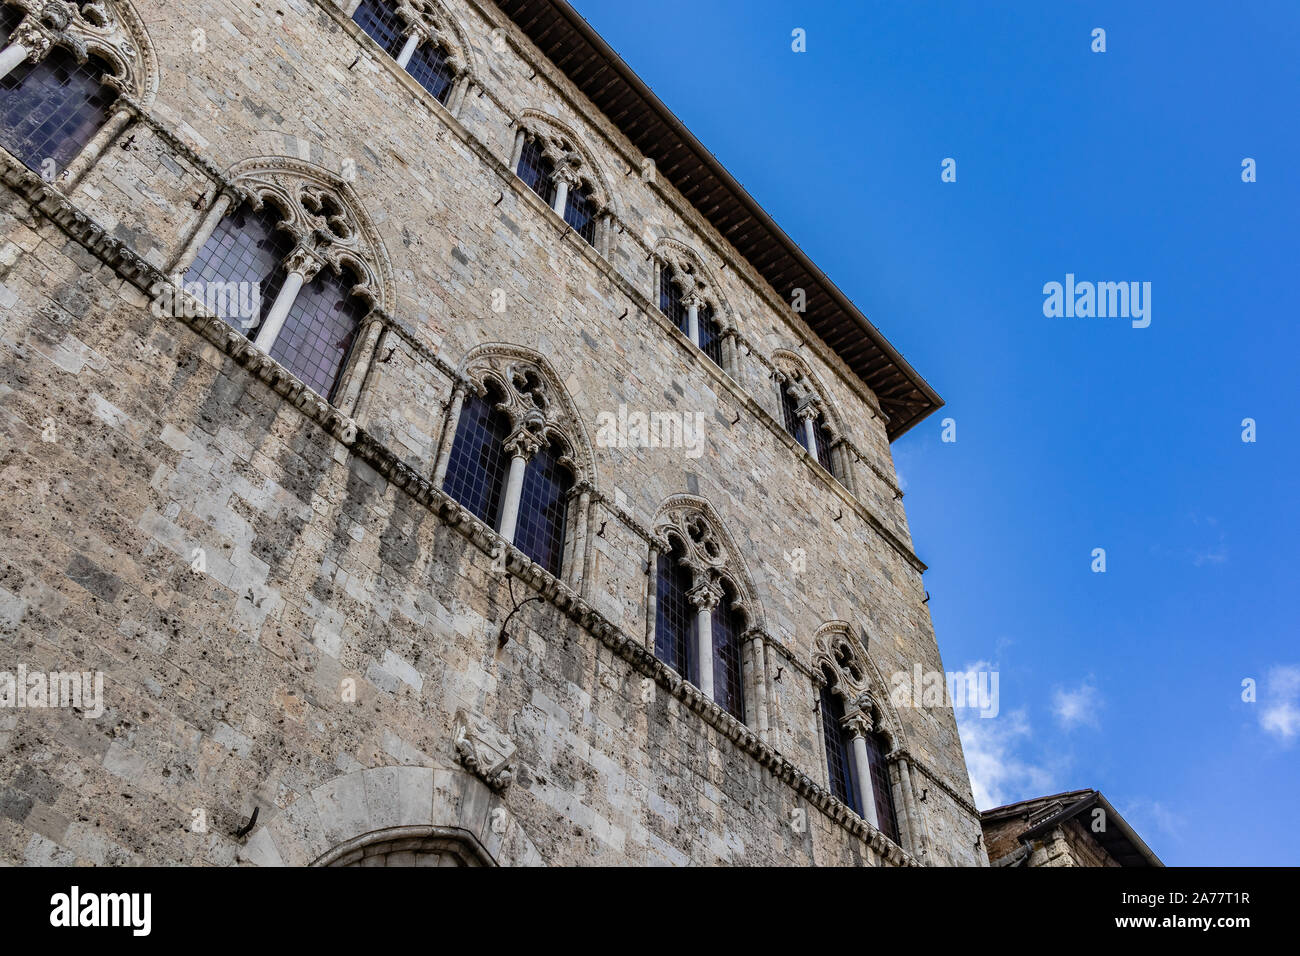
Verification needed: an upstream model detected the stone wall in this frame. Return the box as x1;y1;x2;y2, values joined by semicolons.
0;0;985;866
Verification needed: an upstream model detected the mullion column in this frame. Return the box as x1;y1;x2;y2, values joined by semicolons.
254;247;322;354
497;429;540;545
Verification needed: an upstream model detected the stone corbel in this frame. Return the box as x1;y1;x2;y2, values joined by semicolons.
453;708;516;792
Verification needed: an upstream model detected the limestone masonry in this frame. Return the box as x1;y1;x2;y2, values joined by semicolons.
0;0;986;866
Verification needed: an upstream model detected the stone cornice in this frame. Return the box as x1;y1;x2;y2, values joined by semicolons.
4;161;925;866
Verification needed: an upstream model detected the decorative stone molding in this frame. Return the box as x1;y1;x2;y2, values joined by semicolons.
3;0;158;104
517;110;614;214
453;708;517;792
457;343;596;485
221;156;394;310
653;237;732;323
392;0;475;81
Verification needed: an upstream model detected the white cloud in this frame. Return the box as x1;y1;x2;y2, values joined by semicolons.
1052;681;1102;730
1259;665;1300;744
957;707;1056;810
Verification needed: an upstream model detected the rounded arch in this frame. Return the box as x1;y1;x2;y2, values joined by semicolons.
456;343;596;487
811;620;905;751
517;109;617;217
652;236;734;328
238;765;544;867
225;156;394;311
651;494;765;634
4;0;160;105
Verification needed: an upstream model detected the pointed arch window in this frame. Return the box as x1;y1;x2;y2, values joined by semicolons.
658;264;687;335
655;540;696;683
352;0;457;104
658;260;723;368
513;128;606;251
562;182;597;246
779;381;836;474
863;729;899;843
698;302;723;367
184;201;294;333
0;42;114;173
440;365;580;578
442;384;512;528
710;579;745;721
270;265;368;400
516;136;556;207
819;677;862;815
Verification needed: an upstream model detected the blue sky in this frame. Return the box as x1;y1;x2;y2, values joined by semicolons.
569;0;1300;865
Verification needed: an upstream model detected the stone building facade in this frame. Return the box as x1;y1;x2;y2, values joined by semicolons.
981;791;1164;867
0;0;986;866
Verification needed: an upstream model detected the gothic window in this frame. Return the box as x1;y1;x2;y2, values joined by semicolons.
442;383;512;527
0;0;153;178
0;44;113;172
440;354;587;579
513;126;606;250
774;357;843;479
864;729;900;843
516;135;555;206
512;435;573;577
178;164;388;404
657;256;723;368
352;0;460;105
651;500;759;722
711;578;745;721
819;675;862;816
655;539;696;683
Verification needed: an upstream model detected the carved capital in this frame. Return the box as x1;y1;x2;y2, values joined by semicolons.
843;710;874;738
11;19;57;62
687;581;721;612
453;708;516;792
504;427;542;461
282;245;324;281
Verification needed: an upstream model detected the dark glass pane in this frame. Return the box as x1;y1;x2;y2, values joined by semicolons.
659;265;686;334
517;137;555;206
711;588;744;721
269;268;368;401
563;183;597;246
820;684;861;815
352;0;407;57
864;730;899;842
406;42;453;103
0;48;114;172
513;438;571;576
699;302;723;367
813;414;835;473
0;6;22;45
185;203;294;336
779;384;805;448
655;546;696;683
443;389;511;528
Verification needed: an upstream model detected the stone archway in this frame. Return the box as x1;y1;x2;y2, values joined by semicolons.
238;765;544;867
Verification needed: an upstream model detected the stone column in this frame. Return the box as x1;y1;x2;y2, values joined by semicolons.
745;629;770;741
683;294;702;348
395;32;420;68
332;310;386;417
169;189;238;283
688;581;720;700
896;755;928;860
254;248;321;354
510;129;528;174
497;429;540;544
644;541;661;652
0;41;30;81
845;711;880;830
432;384;468;488
0;20;54;82
568;486;591;589
58;106;133;190
551;167;579;219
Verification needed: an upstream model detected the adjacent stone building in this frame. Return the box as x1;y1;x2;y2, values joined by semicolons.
981;790;1164;867
0;0;986;866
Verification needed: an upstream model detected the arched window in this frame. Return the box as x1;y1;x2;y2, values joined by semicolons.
654;539;696;683
0;43;114;173
178;166;389;404
812;629;902;844
779;381;834;472
710;578;745;721
513;126;607;250
352;0;460;105
442;383;512;527
440;354;587;578
651;500;759;722
819;673;861;815
657;256;723;368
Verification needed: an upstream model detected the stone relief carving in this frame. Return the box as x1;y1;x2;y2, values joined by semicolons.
453;708;516;791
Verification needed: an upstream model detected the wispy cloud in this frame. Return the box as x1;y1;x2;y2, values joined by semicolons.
1259;665;1300;744
1052;681;1102;730
957;707;1056;810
